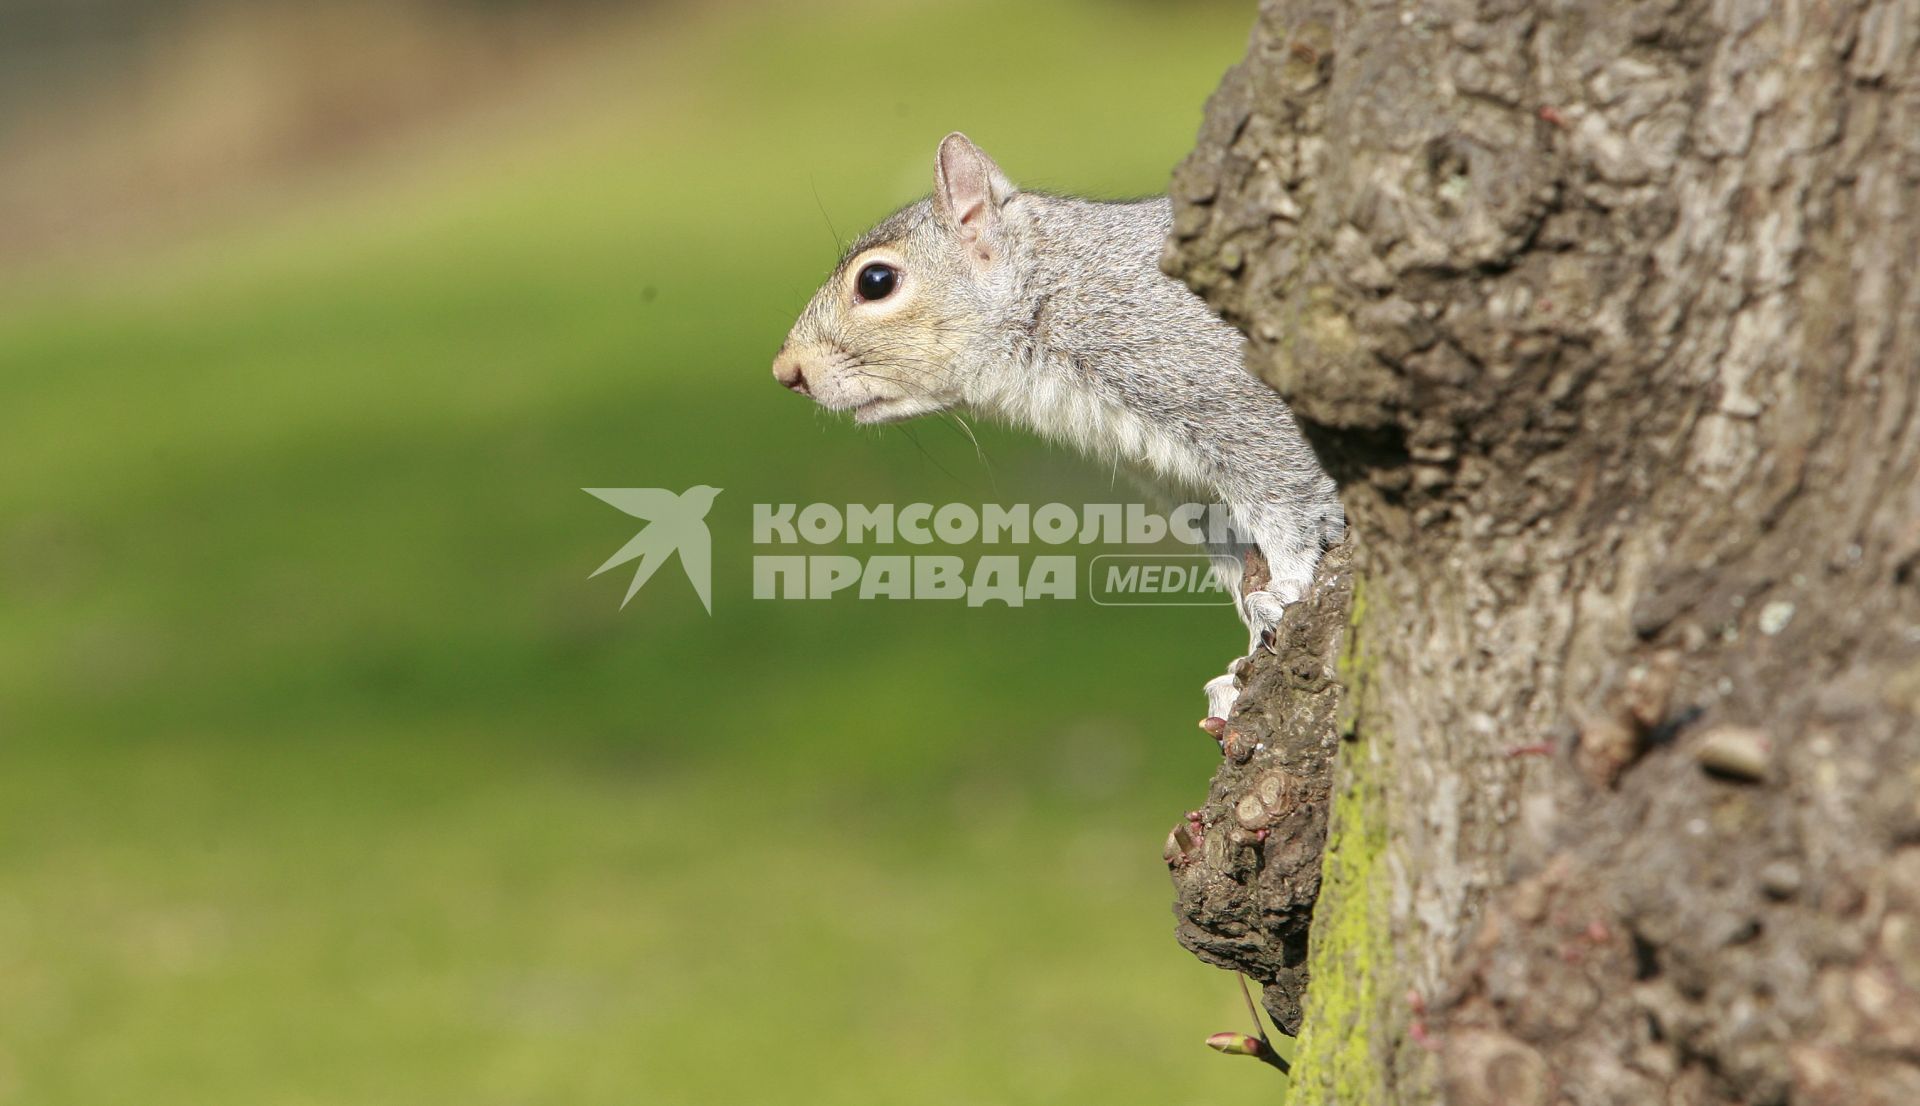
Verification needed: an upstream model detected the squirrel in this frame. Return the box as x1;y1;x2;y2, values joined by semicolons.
773;133;1345;726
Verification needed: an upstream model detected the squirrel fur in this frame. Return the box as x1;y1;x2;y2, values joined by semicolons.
774;133;1344;720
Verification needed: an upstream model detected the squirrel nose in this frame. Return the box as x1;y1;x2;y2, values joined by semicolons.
773;356;811;397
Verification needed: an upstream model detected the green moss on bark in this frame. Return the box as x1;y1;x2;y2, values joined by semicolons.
1287;585;1391;1105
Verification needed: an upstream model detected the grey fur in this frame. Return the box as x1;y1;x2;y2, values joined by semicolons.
774;134;1345;713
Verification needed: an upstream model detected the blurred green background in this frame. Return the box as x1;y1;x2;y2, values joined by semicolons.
0;1;1274;1102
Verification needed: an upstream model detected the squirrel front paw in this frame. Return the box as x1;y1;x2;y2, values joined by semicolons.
1199;653;1256;734
1202;671;1241;723
1242;579;1306;655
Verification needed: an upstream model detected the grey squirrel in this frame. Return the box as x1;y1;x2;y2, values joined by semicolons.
773;133;1344;725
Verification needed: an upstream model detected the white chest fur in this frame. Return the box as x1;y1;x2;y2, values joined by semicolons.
971;362;1215;497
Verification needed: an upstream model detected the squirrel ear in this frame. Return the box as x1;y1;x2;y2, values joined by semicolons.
933;132;1015;252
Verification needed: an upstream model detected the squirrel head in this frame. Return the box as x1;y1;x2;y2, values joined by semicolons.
773;132;1019;424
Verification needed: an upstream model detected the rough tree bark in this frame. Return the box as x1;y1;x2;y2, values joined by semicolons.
1162;1;1920;1102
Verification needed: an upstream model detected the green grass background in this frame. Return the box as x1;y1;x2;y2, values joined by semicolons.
0;2;1282;1101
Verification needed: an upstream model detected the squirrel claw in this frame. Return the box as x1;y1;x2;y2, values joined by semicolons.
1242;579;1306;656
1241;590;1289;656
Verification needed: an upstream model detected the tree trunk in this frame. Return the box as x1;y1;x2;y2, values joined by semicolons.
1162;1;1920;1102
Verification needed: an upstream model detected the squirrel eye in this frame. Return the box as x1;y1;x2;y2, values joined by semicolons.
856;263;898;302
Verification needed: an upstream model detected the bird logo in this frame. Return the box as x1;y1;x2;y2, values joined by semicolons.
584;486;721;612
